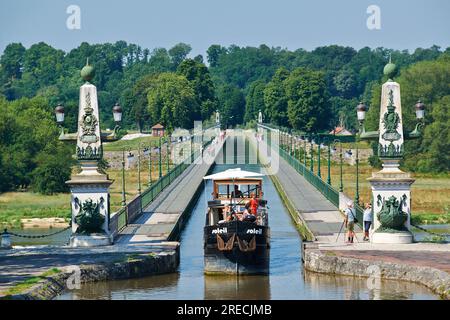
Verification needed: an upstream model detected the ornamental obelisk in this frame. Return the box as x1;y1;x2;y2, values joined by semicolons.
66;61;113;247
368;59;415;244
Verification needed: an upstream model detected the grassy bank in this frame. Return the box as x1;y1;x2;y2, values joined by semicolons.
0;192;70;228
0;161;173;228
103;136;160;152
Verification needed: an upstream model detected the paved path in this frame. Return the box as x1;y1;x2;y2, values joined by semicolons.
116;138;224;244
266;144;363;244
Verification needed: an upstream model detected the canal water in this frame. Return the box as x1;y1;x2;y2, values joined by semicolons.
56;162;438;300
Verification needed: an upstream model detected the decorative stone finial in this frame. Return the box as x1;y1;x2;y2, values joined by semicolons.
81;58;95;82
383;54;397;81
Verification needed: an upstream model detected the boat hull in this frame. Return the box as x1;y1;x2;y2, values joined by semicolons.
204;221;270;275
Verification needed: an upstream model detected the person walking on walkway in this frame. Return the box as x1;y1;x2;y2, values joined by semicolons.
345;201;356;243
363;203;372;241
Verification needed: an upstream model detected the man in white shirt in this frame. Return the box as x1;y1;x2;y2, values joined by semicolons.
363;203;372;241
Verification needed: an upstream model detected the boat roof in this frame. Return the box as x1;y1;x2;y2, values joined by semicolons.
203;168;264;180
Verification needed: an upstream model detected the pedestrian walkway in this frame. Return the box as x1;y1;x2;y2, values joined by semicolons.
266;144;363;244
116;137;224;244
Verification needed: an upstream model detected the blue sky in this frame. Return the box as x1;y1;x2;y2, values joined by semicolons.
0;0;449;56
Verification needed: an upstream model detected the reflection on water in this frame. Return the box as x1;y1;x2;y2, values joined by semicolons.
204;275;271;300
413;224;450;242
303;271;435;300
56;152;438;300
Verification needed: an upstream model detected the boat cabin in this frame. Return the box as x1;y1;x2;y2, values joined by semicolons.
203;169;268;227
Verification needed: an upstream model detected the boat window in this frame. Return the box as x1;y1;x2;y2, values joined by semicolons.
217;184;229;198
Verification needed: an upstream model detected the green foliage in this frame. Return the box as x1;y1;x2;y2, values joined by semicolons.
217;84;245;128
147;73;199;131
285;68;330;132
168;43;192;69
0;96;73;194
177;59;217;120
263;67;289;126
244;80;266;123
31;148;72;195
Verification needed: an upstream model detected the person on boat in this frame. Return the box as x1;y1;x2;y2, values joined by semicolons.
243;208;256;222
248;192;259;216
231;185;243;198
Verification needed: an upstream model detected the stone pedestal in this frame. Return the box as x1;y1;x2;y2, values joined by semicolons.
67;167;113;247
1;232;12;249
69;234;112;247
368;162;415;244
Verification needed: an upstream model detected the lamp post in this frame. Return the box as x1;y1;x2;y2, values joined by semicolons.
55;60;122;247
332;139;344;192
143;145;152;185
121;148;126;207
317;139;321;178
357;59;425;244
166;135;170;182
310;136;314;173
54;104;65;138
326;140;331;185
354;140;360;205
137;143;142;195
158;135;162;179
303;136;307;168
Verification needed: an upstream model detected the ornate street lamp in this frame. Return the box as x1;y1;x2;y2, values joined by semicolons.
54;104;65;138
356;101;367;132
357;59;425;244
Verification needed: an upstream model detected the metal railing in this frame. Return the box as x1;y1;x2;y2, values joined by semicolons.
109;137;214;238
278;146;339;207
258;122;363;227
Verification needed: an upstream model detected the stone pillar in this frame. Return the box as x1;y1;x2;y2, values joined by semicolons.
368;66;414;244
67;64;113;247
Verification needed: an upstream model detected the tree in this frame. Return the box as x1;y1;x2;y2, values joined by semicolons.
285;68;330;132
263;67;289;126
31;147;72;194
206;45;227;67
0;43;26;80
217;85;245;127
177;59;217;120
413;95;450;173
168;43;192;70
244;80;266;123
0;96;73;193
147;73;198;131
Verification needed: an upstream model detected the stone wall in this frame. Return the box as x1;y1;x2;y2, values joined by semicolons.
304;248;450;300
4;249;179;300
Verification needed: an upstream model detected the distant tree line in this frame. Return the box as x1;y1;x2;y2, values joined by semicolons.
0;41;448;194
